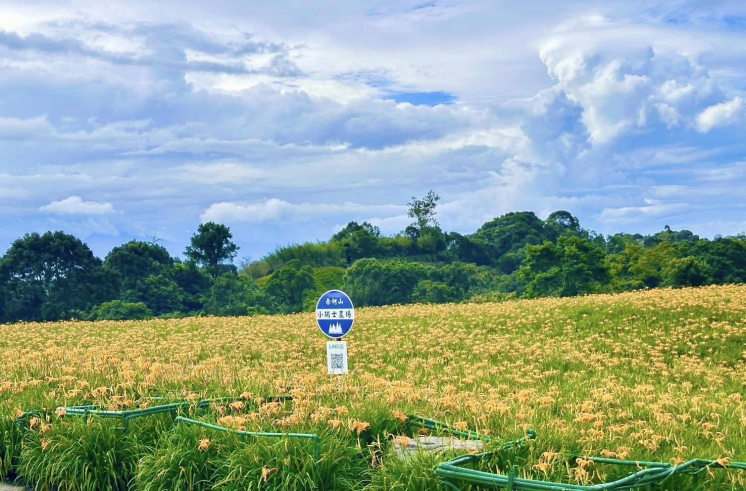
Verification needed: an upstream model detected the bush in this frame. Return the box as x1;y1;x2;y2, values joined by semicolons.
343;259;434;306
89;300;153;321
411;280;462;304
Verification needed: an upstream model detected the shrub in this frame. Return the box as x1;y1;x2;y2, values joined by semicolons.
89;300;153;321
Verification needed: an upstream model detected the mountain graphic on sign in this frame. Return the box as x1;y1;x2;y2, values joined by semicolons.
328;322;343;334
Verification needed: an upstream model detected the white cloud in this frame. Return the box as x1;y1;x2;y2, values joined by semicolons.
179;162;266;185
598;203;688;224
0;116;54;140
201;199;405;224
201;199;295;223
40;196;117;216
696;97;744;133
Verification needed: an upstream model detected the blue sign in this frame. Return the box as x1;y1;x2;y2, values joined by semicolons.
316;290;355;339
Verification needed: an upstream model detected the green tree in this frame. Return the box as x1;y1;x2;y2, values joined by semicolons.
171;261;212;313
264;259;316;313
628;242;679;288
204;274;273;316
342;258;433;306
331;222;381;264
185;222;239;277
104;241;174;291
662;256;711;287
679;238;746;284
473;211;552;273
124;275;185;316
0;231;113;321
604;243;646;291
407;191;440;230
518;236;609;298
412;280;462;304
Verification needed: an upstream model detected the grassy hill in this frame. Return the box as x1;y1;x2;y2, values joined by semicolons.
1;285;744;489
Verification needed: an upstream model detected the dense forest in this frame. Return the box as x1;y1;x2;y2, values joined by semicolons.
1;192;745;323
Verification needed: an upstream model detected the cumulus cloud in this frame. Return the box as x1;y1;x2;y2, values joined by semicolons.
539;39;723;143
40;196;117;216
2;2;746;258
696;97;744;132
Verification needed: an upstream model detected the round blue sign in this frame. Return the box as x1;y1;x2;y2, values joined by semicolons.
316;290;355;338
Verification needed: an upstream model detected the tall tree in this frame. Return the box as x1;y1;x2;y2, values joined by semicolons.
0;231;112;321
264;259;316;313
104;240;174;291
517;236;609;298
331;221;381;264
185;222;239;277
407;191;440;230
473;211;552;273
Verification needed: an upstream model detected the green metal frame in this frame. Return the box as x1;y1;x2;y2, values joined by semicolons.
406;415;513;443
435;452;746;490
57;397;235;431
16;395;321;461
175;416;322;461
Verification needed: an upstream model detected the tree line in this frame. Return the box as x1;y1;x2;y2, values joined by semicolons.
1;192;745;323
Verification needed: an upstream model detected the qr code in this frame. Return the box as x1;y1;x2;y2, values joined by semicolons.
330;353;344;370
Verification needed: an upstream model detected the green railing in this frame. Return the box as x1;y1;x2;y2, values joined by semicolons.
15;395;320;461
435;450;746;490
175;416;322;461
15;404;745;489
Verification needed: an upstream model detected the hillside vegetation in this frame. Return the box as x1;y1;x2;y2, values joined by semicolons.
2;193;746;323
1;285;744;489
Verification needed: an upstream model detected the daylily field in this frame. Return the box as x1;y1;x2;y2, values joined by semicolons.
1;285;744;490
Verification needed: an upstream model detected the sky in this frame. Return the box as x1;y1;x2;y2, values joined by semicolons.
1;0;745;262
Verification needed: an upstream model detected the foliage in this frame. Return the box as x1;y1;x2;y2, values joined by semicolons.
407;190;440;230
302;266;347;311
89;300;153;321
124;275;186;317
105;241;174;292
0;415;22;481
204;274;272;316
473;211;552;273
243;241;345;279
18;418;155;491
0;231;113;322
2;208;746;323
411;280;462;304
172;261;212;314
343;259;434;306
185;222;239;277
517;236;609;298
332;222;382;265
264;260;316;313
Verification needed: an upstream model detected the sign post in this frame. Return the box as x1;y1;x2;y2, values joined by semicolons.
316;290;354;375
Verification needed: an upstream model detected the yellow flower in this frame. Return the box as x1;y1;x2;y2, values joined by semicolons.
349;419;370;435
198;438;210;451
261;466;278;482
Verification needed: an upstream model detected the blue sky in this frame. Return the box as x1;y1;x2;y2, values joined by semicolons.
1;0;745;261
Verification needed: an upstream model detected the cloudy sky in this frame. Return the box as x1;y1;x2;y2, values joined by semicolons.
1;1;745;261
